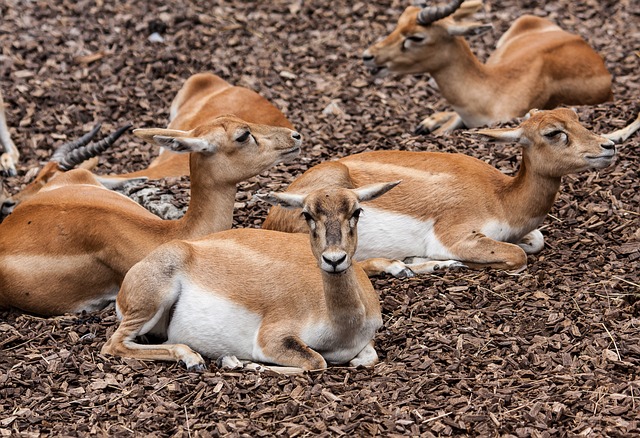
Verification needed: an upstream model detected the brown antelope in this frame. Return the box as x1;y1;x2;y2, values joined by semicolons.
263;108;616;274
101;182;398;373
0;73;291;216
0;89;19;176
362;0;613;135
118;72;293;179
0;123;138;222
0;87;302;315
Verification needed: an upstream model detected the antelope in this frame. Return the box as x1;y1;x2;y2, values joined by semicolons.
0;79;302;316
0;123;137;222
101;182;399;373
263;108;616;274
0;89;19;176
118;72;294;180
0;72;292;217
362;0;613;135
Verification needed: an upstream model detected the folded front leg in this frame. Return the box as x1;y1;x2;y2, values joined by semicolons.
415;111;464;136
518;229;544;254
258;329;327;371
349;341;379;367
448;232;528;271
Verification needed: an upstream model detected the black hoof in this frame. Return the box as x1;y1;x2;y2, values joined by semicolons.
396;268;415;278
187;363;206;373
414;124;431;135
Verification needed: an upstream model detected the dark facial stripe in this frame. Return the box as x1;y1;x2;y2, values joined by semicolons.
325;219;342;245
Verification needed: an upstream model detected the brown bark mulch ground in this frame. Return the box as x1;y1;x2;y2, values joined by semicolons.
1;0;638;436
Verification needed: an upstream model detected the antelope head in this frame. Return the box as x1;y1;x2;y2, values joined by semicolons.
362;0;490;77
134;115;302;185
478;108;616;177
261;182;401;274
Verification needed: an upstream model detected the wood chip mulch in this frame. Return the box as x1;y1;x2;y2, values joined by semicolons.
1;0;638;436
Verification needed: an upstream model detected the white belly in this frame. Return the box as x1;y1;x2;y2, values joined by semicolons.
166;283;263;360
354;206;455;260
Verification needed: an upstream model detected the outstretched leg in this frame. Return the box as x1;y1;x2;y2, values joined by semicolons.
359;257;465;277
603;113;640;144
404;258;467;274
101;314;206;371
358;258;415;278
101;246;206;371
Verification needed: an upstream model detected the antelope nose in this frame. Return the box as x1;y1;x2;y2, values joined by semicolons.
601;139;615;150
291;131;302;141
322;253;347;269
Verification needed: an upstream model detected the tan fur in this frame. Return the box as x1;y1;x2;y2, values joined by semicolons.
119;73;293;179
264;108;615;271
102;186;390;372
363;8;612;132
0;92;302;315
2;73;294;210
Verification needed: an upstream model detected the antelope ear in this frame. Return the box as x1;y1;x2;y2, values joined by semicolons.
444;21;492;37
523;108;541;120
451;0;483;20
476;127;529;145
353;181;401;202
133;128;218;153
255;192;306;209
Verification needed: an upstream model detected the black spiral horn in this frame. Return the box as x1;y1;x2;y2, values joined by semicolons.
417;0;465;26
50;123;102;164
57;123;132;170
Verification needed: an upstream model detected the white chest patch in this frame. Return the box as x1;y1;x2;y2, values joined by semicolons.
354;206;455;260
167;282;263;360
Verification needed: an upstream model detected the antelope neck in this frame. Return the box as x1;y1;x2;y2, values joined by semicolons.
174;154;239;239
500;154;562;225
321;267;366;328
429;38;494;109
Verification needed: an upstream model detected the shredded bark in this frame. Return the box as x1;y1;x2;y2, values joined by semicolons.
1;0;638;436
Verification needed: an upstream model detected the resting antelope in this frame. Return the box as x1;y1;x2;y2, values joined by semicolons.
118;72;293;180
0;82;302;315
0;89;19;176
101;182;398;372
263;108;615;273
362;0;613;135
0;123;136;222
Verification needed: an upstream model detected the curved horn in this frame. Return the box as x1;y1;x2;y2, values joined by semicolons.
417;0;465;26
57;123;132;170
50;123;102;163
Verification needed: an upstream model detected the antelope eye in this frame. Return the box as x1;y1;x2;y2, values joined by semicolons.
406;35;425;43
544;130;564;139
351;208;362;220
403;35;425;50
235;131;251;143
302;211;314;222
